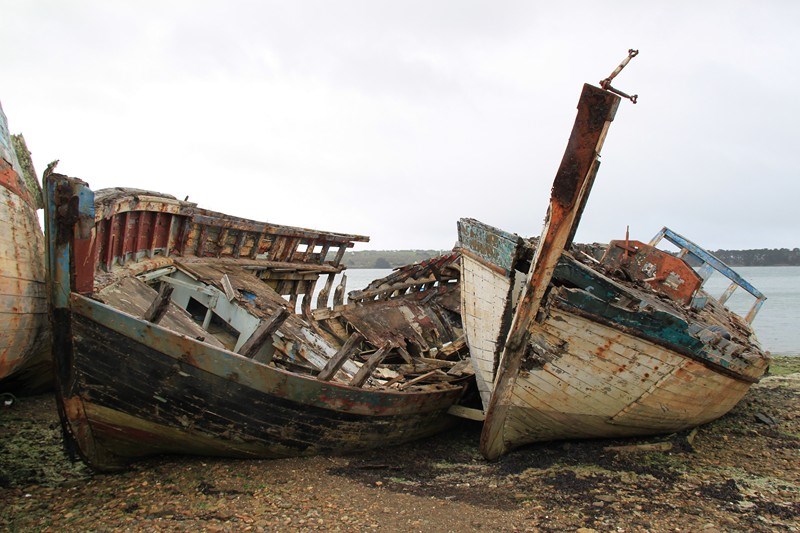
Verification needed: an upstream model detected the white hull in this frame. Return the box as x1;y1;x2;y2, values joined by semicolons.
0;104;49;391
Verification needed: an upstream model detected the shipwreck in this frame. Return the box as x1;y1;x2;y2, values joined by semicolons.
0;101;50;394
457;53;770;459
45;172;472;471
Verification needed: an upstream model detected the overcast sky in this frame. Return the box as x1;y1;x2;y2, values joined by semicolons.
3;1;798;251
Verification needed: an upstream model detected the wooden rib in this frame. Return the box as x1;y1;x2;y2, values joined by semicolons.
239;307;290;360
317;332;364;381
142;284;174;324
349;343;392;387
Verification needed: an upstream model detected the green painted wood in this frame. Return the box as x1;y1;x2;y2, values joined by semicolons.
457;218;523;275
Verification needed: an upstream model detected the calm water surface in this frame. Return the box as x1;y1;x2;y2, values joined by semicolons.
702;266;799;355
321;266;799;355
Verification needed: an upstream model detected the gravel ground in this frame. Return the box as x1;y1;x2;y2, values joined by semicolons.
2;356;798;532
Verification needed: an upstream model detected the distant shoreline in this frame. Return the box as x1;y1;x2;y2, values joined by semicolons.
339;249;800;269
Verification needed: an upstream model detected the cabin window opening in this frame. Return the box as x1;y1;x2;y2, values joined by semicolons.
206;311;241;351
186;297;210;324
296;243;309;253
185;297;241;350
312;245;323;253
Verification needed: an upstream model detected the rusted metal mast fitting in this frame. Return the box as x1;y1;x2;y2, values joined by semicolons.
600;49;639;104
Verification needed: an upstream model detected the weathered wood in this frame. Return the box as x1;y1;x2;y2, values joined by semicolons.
0;141;50;391
349;343;392;387
317;332;364;381
398;370;438;390
239;307;290;360
332;245;347;266
146;212;160;258
288;282;300;309
446;358;473;376
395;345;414;365
438;337;467;358
195;225;208;257
316;273;336;309
332;274;347;307
482;84;621;460
221;274;236;301
447;405;485;421
301;279;316;319
142;284;174;324
233;231;248;258
215;228;230;258
604;441;674;453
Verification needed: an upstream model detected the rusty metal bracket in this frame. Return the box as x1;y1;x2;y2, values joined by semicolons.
600;49;639;104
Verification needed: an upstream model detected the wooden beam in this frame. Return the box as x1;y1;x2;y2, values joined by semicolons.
481;84;621;461
333;274;347;307
396;345;414;365
221;274;236;301
448;405;485;421
238;307;290;360
349;343;392;387
216;228;229;258
316;272;336;309
142;284;174;324
398;370;438;390
301;279;316;319
317;332;364;381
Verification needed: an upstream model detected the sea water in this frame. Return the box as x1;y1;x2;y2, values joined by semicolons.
317;266;800;356
702;266;800;355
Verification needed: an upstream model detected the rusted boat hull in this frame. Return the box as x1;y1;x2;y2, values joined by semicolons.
46;173;469;471
0;102;50;393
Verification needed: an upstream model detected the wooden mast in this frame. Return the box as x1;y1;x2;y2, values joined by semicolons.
480;83;622;459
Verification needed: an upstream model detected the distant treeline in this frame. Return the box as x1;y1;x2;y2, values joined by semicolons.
337;248;800;269
339;250;447;269
710;248;800;267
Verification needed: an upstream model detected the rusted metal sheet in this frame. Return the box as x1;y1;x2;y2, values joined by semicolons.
600;239;702;305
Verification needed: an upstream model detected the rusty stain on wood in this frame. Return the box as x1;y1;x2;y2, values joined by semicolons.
457;78;770;461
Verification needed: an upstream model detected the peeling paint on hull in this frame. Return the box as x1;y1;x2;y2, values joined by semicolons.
0;102;50;393
45;173;470;471
456;80;769;460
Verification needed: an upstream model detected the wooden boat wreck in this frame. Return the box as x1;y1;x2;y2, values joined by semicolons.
458;76;770;459
45;172;472;471
0;101;50;394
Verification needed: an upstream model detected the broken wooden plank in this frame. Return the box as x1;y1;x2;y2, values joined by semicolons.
439;337;467;358
447;358;473;376
333;274;347;307
603;441;674;453
349;343;392;387
142;284;174;324
481;84;621;461
316;272;336;309
396;345;414;365
398;370;438;390
317;332;364;381
239;307;290;360
448;405;485;421
221;274;236;301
